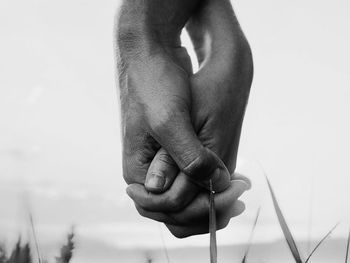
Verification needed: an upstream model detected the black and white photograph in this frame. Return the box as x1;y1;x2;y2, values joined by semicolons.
0;0;349;262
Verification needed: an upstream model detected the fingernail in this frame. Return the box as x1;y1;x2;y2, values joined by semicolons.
235;179;251;191
145;174;166;191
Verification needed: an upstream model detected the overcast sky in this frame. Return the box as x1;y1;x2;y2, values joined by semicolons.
0;0;349;251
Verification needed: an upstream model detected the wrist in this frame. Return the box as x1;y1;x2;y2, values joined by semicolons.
116;0;191;52
116;17;181;49
115;16;179;68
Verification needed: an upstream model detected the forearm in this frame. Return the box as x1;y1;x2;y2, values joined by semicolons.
187;0;253;101
116;0;202;56
187;0;252;67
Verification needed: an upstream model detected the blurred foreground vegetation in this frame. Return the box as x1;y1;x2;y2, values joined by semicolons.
0;230;74;263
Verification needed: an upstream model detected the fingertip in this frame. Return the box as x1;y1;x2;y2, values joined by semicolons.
232;173;252;189
145;148;178;193
233;200;246;216
232;179;251;193
126;185;133;198
145;173;166;193
126;183;144;199
212;167;231;192
245;178;252;190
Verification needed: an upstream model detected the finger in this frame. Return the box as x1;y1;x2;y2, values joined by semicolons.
131;180;249;224
145;148;178;193
149;109;230;192
168;179;249;224
127;173;199;212
165;200;245;238
185;152;232;193
231;173;252;189
122;124;159;185
134;199;245;228
122;149;151;185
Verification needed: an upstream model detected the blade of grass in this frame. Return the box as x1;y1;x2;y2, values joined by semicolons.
158;224;170;263
29;213;42;263
305;223;339;263
345;227;350;263
209;180;217;263
241;207;260;263
266;177;303;263
306;174;315;255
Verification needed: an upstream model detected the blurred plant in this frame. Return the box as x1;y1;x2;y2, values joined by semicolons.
345;227;350;263
0;229;74;263
158;225;170;263
145;252;153;263
304;223;339;263
0;243;7;263
241;207;260;263
266;176;339;263
7;238;31;263
55;229;75;263
266;177;303;263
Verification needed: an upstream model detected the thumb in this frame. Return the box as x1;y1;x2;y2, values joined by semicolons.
149;112;230;192
145;148;178;193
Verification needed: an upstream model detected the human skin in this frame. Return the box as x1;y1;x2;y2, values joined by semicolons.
115;0;253;237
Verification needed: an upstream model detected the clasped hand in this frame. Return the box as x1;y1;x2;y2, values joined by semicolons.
115;0;253;238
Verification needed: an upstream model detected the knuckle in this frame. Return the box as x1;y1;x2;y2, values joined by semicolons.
123;171;133;184
149;171;163;178
148;109;174;135
147;96;188;135
157;152;175;166
122;151;149;184
182;148;215;181
123;127;157;158
122;161;134;184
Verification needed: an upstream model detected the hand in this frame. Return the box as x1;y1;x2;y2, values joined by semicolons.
116;45;230;191
124;0;254;238
132;173;251;237
115;0;234;226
